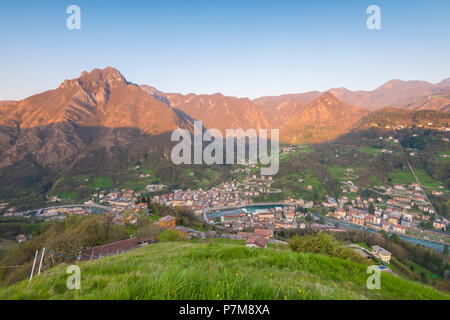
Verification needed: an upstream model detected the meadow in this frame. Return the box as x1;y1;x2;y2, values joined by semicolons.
1;239;448;300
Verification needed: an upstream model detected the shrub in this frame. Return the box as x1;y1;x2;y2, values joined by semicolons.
159;229;188;242
289;232;340;255
136;216;160;240
289;232;368;264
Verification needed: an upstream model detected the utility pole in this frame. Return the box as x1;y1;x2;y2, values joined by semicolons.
29;250;38;282
38;248;46;275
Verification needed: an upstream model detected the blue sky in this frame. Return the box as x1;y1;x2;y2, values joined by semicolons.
0;0;449;100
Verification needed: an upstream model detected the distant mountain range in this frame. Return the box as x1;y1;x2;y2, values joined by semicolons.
254;78;450;114
0;67;449;208
0;67;448;173
142;73;450;138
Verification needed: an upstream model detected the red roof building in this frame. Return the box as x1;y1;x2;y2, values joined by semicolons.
245;236;268;248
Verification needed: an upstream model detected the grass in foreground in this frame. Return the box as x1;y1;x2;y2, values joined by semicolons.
0;240;448;300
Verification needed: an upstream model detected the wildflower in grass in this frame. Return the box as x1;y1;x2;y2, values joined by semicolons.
235;273;239;277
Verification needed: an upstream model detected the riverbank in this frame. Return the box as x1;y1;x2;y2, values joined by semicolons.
324;215;449;253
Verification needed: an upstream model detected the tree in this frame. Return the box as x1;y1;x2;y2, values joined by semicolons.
137;217;160;240
136;216;151;239
159;229;188;242
368;203;375;214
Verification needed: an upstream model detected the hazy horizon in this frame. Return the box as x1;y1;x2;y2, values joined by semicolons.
1;65;449;102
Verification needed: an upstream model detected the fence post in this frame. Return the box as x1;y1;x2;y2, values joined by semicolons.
38;248;46;275
29;250;38;282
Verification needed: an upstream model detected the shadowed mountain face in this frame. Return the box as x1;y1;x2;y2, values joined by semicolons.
0;123;174;171
0;123;184;209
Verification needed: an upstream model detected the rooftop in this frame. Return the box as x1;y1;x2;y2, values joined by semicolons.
371;245;391;256
159;215;176;223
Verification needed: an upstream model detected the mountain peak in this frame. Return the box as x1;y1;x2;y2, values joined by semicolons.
379;79;403;88
59;67;127;90
376;79;435;92
316;91;340;105
438;78;450;87
79;67;127;84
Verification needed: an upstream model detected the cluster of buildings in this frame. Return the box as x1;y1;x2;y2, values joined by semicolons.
329;182;448;235
381;183;432;207
371;122;449;131
333;206;410;234
3;206;99;220
96;189;142;210
150;176;278;217
2;209;22;217
41;207;92;218
211;205;309;232
146;184;167;192
433;217;448;231
87;189;149;226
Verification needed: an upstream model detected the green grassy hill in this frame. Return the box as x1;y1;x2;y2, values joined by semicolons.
0;239;448;300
